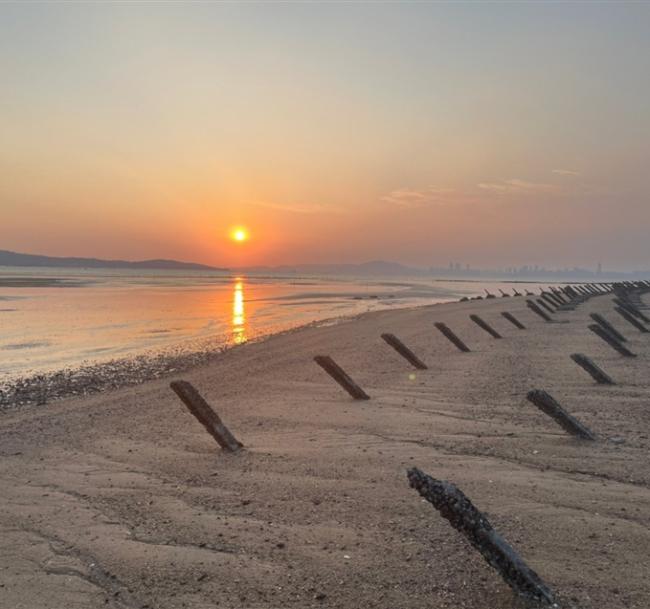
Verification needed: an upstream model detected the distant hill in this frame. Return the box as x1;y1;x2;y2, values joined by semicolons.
243;260;426;276
0;249;225;272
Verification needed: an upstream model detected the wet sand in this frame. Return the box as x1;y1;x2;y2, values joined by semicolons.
1;293;648;609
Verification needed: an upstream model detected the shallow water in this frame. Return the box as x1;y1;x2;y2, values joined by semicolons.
0;266;555;382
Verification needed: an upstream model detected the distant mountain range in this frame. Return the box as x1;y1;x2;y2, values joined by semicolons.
242;260;424;276
3;249;647;280
0;249;225;272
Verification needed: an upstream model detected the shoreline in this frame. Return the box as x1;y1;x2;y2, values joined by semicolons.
0;304;419;411
1;289;649;609
0;313;354;411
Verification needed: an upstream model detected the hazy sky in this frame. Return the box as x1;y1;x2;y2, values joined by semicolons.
1;2;649;269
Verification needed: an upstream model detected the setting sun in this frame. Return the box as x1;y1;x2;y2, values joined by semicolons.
230;227;249;243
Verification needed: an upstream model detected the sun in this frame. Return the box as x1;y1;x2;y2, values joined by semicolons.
230;227;249;243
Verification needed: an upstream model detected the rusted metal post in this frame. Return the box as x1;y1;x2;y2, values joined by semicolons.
614;307;649;333
526;389;596;440
590;313;627;342
381;333;428;369
570;353;615;385
588;324;636;357
527;300;552;322
537;299;555;314
623;299;650;321
550;288;568;304
541;292;560;308
170;381;243;452
501;311;526;329
470;314;502;339
314;355;370;400
613;298;648;320
407;468;555;605
434;322;471;352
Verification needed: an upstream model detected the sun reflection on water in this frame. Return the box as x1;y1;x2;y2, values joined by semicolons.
232;279;246;344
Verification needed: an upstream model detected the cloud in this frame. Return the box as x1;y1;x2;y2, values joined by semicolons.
477;178;556;195
381;186;458;208
552;168;581;177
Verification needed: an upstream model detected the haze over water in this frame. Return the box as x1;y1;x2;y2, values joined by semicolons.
0;267;553;382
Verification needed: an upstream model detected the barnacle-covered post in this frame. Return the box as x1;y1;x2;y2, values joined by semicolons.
526;389;596;440
407;468;555;605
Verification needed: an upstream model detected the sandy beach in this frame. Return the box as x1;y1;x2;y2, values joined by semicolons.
1;292;648;609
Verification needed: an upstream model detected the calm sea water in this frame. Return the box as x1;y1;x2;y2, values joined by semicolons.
0;266;552;382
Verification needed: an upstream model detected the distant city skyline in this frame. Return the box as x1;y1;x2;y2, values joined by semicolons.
2;3;649;269
2;247;646;280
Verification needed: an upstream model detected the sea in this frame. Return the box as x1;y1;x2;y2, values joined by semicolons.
0;266;556;384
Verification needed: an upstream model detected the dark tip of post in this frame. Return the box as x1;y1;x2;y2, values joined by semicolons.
570;353;615;385
434;322;471;352
314;355;370;400
170;381;243;452
501;311;526;329
589;313;627;342
381;333;428;369
406;468;555;604
526;300;552;322
588;324;637;357
470;314;502;339
526;389;596;440
614;307;649;333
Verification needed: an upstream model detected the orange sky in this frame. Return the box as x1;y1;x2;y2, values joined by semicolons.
1;3;649;270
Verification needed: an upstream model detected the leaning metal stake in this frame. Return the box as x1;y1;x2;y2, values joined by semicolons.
570;353;615;385
470;314;502;339
381;333;428;369
314;355;370;400
170;381;243;452
434;322;471;352
407;468;555;605
501;311;526;329
526;389;596;440
588;324;636;357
